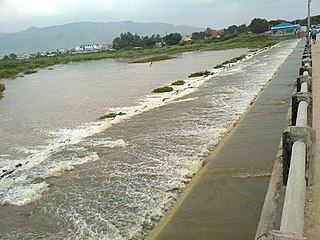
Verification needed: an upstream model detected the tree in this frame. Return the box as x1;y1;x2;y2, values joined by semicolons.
112;32;141;50
238;24;248;34
112;32;163;50
269;19;286;28
9;53;17;60
163;33;182;46
248;18;269;34
2;55;10;60
225;25;238;35
191;29;211;40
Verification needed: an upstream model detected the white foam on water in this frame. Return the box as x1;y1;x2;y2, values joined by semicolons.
86;139;128;148
174;97;199;103
48;153;100;177
0;152;100;206
63;208;123;240
1;182;49;206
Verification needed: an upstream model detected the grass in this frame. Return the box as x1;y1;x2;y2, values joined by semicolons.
152;86;174;93
214;64;224;69
23;69;38;75
99;113;117;119
189;70;210;78
0;34;281;79
224;54;247;64
98;112;126;120
171;80;185;86
214;54;247;69
0;83;5;91
131;54;175;63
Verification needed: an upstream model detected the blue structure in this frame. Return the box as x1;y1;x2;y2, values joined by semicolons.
271;22;300;38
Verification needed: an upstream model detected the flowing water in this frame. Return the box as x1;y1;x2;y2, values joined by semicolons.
0;40;299;239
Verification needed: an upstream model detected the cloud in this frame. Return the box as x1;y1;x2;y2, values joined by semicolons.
0;0;313;32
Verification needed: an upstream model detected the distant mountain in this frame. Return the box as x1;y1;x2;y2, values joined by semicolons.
0;21;203;56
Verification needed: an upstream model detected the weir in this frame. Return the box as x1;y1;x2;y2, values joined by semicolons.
147;40;305;240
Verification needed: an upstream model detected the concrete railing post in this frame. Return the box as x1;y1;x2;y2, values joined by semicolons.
302;57;312;67
297;75;312;93
302;53;311;59
282;126;316;186
299;65;312;76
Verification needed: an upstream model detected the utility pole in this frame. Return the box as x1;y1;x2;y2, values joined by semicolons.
307;0;311;43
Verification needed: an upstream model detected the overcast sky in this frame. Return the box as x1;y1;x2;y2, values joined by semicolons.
0;0;319;33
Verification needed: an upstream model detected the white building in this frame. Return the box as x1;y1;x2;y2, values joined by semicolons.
80;44;101;52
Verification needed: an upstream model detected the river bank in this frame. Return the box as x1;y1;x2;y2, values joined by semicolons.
0;34;279;79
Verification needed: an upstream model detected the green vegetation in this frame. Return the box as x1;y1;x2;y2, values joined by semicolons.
113;32;162;50
0;83;5;91
131;54;174;63
248;18;270;34
214;54;247;69
23;69;38;75
113;32;182;50
152;86;174;93
171;80;185;86
214;64;225;69
0;34;280;79
189;70;210;78
99;113;117;120
99;112;126;120
163;33;182;46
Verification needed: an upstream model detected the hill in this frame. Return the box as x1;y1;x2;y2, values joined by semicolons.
0;21;203;56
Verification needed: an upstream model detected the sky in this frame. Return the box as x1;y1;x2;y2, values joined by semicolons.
0;0;319;33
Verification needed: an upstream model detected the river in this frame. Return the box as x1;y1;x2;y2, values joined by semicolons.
0;41;299;239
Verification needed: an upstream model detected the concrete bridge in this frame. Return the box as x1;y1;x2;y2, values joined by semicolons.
146;39;320;240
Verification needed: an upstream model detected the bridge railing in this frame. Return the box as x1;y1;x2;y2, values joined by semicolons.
255;42;316;240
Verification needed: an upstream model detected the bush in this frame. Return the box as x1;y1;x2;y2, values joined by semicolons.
152;86;174;93
171;80;185;86
189;70;210;78
99;113;117;119
0;83;5;91
214;54;247;69
214;64;224;69
24;70;37;75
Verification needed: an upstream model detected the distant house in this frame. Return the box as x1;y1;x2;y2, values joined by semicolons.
101;44;114;51
181;35;192;42
210;30;224;38
270;22;300;38
80;44;101;52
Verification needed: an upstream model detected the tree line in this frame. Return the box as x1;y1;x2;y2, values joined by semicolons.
112;17;307;51
112;32;183;50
